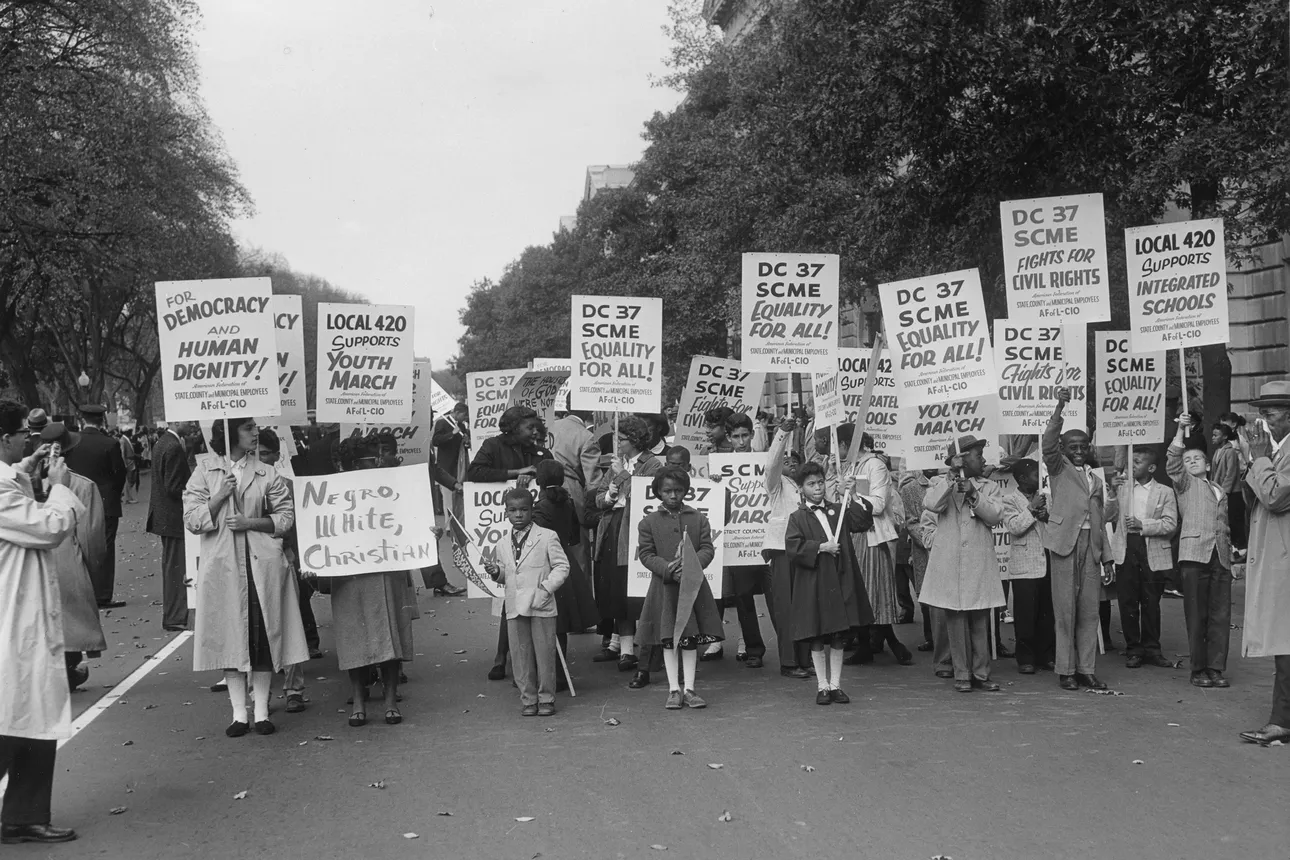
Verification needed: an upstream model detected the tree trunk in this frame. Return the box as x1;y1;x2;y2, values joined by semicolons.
1190;179;1231;417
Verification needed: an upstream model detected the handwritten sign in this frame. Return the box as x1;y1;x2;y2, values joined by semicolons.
837;347;901;452
507;369;571;423
1000;193;1110;324
900;394;1001;470
626;475;725;597
740;253;839;373
673;356;765;475
315;304;415;423
428;373;456;421
461;482;539;598
294;465;438;576
340;359;434;466
993;322;1086;434
532;357;572;413
1094;332;1166;444
709;453;769;567
570;295;663;412
155;278;279;422
880;268;996;401
1125;218;1228;351
466;369;524;437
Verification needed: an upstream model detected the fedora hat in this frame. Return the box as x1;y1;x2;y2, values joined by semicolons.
1250;380;1290;408
26;408;49;433
40;422;81;453
945;434;988;464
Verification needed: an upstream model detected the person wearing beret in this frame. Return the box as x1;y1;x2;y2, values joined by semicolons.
61;405;126;608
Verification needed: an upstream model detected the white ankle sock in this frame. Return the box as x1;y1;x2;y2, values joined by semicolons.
811;650;828;691
663;647;680;691
681;648;697;691
829;647;843;689
618;634;635;659
251;671;272;722
609;633;621;653
225;670;248;723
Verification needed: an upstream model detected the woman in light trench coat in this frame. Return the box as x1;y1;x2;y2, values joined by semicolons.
184;417;308;738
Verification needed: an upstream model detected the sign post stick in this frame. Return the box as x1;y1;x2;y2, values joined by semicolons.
555;638;576;697
1179;348;1189;416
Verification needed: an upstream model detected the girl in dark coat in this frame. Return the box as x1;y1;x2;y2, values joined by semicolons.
533;461;597;654
786;463;875;705
637;468;723;709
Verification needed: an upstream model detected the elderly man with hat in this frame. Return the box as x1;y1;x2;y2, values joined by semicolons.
61;404;126;608
22;409;49;458
1239;380;1290;745
921;434;1007;692
1042;388;1118;691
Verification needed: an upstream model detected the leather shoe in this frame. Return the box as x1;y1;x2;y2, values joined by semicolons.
828;688;850;704
681;690;706;709
1146;654;1174;668
487;665;506;681
285;694;306;713
892;644;914;666
1;824;77;844
1125;655;1143;668
996;644;1015;659
1018;664;1036;675
627;670;651;689
1075;673;1107;690
254;720;275;735
225;720;249;738
163;625;186;632
934;669;954;679
780;666;811;679
433;584;467;597
537;703;556;717
1042;661;1057;672
308;648;324;660
815;689;832;705
1207;670;1230;688
617;655;638;672
699;647;724;662
1058;675;1079;690
665;690;683;709
521;704;538;717
971;678;1000;692
67;665;89;691
591;648;620;663
1190;672;1214;687
917;640;934;652
953;680;972;693
1240;723;1290;745
744;656;764;669
843;649;873;666
98;600;126;609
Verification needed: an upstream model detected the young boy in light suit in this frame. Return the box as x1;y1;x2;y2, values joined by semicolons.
1110;448;1178;669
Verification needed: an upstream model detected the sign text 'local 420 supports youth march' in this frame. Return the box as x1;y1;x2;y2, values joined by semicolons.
155;277;281;422
315;304;416;424
740;253;839;373
570;295;663;412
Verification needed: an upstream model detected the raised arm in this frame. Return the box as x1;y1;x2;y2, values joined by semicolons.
765;426;792;493
1042;402;1066;477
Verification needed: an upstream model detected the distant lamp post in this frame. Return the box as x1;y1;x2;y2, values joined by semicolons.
78;371;90;389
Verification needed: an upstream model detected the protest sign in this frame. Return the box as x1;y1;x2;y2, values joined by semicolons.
532;357;572;413
155;278;279;422
740;253;839;373
314;304;415;423
709;453;770;567
294;464;438;576
986;471;1020;579
466;368;524;437
993;322;1087;434
812;369;844;427
340;359;435;465
508;369;571;423
673;356;765;475
570;295;663;412
264;294;308;424
901;394;1001;470
428;374;456;421
1125;218;1228;351
626;476;725;597
1000;193;1110;324
837;347;901;452
1094;332;1166;445
461;482;540;598
879;268;997;401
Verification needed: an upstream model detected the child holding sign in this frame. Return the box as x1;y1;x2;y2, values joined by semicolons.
636;467;723;709
485;488;570;716
786;464;875;705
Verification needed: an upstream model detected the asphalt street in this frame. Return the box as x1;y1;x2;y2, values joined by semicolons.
29;473;1289;860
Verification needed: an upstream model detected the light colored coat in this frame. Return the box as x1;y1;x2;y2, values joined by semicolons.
847;452;897;546
1109;478;1178;571
494;524;569;618
1001;488;1047;580
921;476;1007;610
53;472;108;652
183;454;309;672
1242;440;1290;657
0;462;81;740
1166;443;1231;570
1041;415;1115;562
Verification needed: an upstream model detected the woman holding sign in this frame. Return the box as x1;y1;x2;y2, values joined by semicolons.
183;417;308;737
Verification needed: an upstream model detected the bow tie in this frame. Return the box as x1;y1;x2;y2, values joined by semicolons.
810;504;830;513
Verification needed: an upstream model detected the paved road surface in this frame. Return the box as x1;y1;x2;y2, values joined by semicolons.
35;474;1289;860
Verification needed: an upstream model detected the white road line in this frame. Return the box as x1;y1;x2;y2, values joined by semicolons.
59;631;193;750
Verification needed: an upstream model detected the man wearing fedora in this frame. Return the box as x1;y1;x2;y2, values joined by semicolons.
22;409;49;458
921;434;1007;692
147;421;194;631
1043;389;1117;691
62;405;126;608
1239;380;1290;746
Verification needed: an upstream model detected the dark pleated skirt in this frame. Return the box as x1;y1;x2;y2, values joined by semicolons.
594;509;639;622
555;544;598;635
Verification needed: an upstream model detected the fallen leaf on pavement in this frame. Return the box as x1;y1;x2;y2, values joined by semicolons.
122;741;134;746
144;704;157;710
707;763;723;770
298;741;308;746
1167;723;1180;727
604;718;620;726
1269;740;1285;747
718;810;732;822
437;811;453;816
671;750;684;755
314;735;334;741
476;694;486;698
1132;760;1144;765
369;781;386;789
801;765;815;773
650;846;668;851
233;791;248;800
454;649;467;654
110;806;127;815
403;833;419;839
515;817;535;822
544;728;554;733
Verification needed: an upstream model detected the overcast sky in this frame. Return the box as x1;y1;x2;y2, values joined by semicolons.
193;0;684;370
